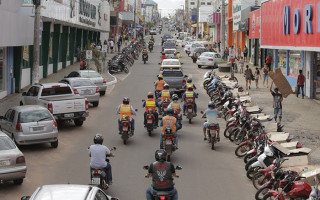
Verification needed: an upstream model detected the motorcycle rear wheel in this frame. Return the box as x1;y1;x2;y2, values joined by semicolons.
244;153;254;164
247;167;259;180
189;119;192;124
123;139;127;145
245;158;257;171
262;193;274;200
252;172;267;190
234;130;245;145
235;144;250;157
148;130;152;136
223;126;232;138
255;187;270;200
229;128;239;142
124;67;129;73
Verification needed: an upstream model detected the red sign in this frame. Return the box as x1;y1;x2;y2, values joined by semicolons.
261;0;320;48
249;9;261;39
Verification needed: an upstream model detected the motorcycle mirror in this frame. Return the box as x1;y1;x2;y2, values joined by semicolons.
21;197;30;200
184;75;188;78
143;165;149;170
135;109;138;112
142;99;145;102
175;166;182;170
200;111;204;114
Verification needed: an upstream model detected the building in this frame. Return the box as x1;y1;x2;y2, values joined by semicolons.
14;0;110;94
144;0;158;25
0;0;34;99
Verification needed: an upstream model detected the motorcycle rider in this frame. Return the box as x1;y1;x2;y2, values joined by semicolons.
161;52;166;60
154;75;166;99
201;101;220;141
168;94;182;114
172;52;179;59
145;149;179;200
148;40;154;48
116;97;137;135
143;92;160;127
142;48;149;61
182;87;198;116
158;84;173;103
89;134;115;185
160;108;179;149
150;35;155;42
182;78;197;90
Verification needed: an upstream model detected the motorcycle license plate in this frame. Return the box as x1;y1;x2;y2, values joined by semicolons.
166;140;172;145
210;130;216;134
147;119;153;124
188;109;192;112
91;178;100;185
164;108;167;112
123;126;128;131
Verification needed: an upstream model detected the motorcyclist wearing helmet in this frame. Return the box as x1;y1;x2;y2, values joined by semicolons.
143;92;160;127
89;134;115;185
145;149;179;200
160;108;179;148
158;83;173;102
182;78;197;90
155;75;167;98
116;97;137;135
150;35;155;42
148;40;154;46
142;48;149;61
168;94;182;114
182;87;198;115
172;52;179;59
201;101;220;141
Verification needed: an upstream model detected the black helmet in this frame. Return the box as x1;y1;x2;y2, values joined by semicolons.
208;101;215;109
187;78;192;83
166;107;174;115
94;133;103;144
147;92;154;99
164;84;169;90
187;87;193;91
172;94;179;101
123;97;130;104
155;149;167;161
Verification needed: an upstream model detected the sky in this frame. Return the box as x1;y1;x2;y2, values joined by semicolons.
153;0;185;17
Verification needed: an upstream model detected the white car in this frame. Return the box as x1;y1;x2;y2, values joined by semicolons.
181;37;194;47
196;52;223;69
187;42;205;57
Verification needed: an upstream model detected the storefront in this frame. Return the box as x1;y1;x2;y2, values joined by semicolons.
249;9;260;66
261;0;320;99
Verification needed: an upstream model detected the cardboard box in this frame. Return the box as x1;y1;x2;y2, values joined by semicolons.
269;68;293;98
283;165;320;175
243;102;257;107
280;141;298;150
282;155;311;167
263;122;279;132
240;96;251;102
268;132;290;143
246;106;260;113
257;115;271;122
289;148;312;154
301;168;320;185
251;113;266;118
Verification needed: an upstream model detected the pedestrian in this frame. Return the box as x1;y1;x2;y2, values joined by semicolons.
266;53;273;71
297;69;305;99
244;65;253;90
205;34;209;41
110;39;114;53
198;32;202;39
229;46;236;62
251;45;255;64
237;46;241;58
263;64;269;88
104;40;108;45
107;39;110;53
117;39;121;52
239;56;244;73
75;46;81;62
224;47;229;60
125;34;129;46
254;67;261;89
218;41;221;52
243;45;248;62
270;82;283;122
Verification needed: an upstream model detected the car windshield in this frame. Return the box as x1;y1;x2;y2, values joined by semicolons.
41;86;73;96
201;53;214;57
19;110;53;123
80;71;101;78
195;48;206;52
165;50;176;54
163;42;175;47
163;35;172;39
162;70;183;77
162;60;180;65
0;136;16;150
71;80;94;87
193;43;203;47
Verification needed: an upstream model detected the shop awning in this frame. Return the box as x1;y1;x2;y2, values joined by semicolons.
191;24;198;28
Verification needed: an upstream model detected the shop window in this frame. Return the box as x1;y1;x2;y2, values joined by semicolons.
190;2;195;5
0;48;4;92
207;2;212;5
315;53;320;100
201;2;205;5
288;50;301;77
278;50;287;74
22;46;30;69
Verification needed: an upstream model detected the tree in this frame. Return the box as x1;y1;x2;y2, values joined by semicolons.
80;41;106;74
146;21;154;29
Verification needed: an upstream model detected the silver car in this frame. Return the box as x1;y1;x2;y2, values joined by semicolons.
61;78;100;107
65;70;107;96
0;131;27;185
0;105;58;148
21;184;119;200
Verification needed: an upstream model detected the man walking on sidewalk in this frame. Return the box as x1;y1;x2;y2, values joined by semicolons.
297;70;305;99
270;82;283;122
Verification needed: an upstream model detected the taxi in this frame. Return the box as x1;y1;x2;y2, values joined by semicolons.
163;49;181;59
159;59;183;71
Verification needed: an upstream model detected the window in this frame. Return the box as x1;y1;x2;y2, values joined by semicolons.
41;86;72;96
67;72;80;78
289;51;301;77
215;54;221;58
207;2;212;5
19;110;53;123
4;109;12;121
315;53;320;100
162;60;180;65
0;137;16;150
162;70;183;77
9;110;15;123
190;2;195;5
95;189;109;200
80;71;102;78
201;2;205;5
27;86;39;96
278;50;287;74
71;80;94;87
0;48;4;92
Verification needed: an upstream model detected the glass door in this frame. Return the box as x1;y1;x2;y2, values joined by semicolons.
0;47;5;92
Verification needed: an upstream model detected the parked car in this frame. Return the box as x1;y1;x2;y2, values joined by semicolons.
188;42;205;57
0;105;58;147
196;52;223;68
65;70;107;96
21;184;119;200
191;47;208;63
20;83;89;127
150;30;157;35
0;131;27;185
160;69;187;95
60;78;100;107
181;37;194;47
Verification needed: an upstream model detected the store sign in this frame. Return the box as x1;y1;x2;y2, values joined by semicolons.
79;0;97;27
249;9;260;39
233;0;241;31
261;0;320;48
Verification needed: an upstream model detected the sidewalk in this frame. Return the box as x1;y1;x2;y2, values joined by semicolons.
218;62;320;164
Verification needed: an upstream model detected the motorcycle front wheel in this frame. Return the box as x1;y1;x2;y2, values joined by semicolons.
262;193;275;200
255;187;270;200
235;144;251;157
124;67;129;73
252;172;267;190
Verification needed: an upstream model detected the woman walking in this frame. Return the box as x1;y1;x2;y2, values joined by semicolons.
263;64;269;87
254;67;261;88
244;65;253;90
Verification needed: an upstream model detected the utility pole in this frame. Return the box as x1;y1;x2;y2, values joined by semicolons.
196;0;199;40
115;0;120;42
134;0;136;38
32;0;41;84
221;0;225;56
143;0;146;38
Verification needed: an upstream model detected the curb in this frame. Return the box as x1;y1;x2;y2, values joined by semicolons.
105;71;118;86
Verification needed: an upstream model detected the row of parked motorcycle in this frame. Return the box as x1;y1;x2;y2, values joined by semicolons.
202;69;320;199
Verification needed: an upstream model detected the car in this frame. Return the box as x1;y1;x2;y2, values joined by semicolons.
196;52;223;68
150;30;157;35
162;41;176;52
60;78;100;107
162;34;173;44
191;47;209;63
65;70;107;96
160;69;187;95
21;184;119;200
163;49;181;59
160;59;182;71
0;105;58;147
0;131;27;185
188;42;205;57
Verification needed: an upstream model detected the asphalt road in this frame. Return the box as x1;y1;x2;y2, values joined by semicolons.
0;33;256;200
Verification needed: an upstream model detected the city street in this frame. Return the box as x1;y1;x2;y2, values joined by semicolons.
0;34;256;199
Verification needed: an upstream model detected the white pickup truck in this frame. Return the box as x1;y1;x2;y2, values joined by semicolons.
20;83;89;126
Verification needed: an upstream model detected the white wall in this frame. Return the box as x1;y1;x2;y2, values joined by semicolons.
21;68;30;89
58;62;62;71
305;51;312;98
48;64;53;76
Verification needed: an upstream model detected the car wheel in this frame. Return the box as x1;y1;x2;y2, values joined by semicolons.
198;65;202;68
51;140;58;148
100;91;106;96
74;119;84;127
92;102;99;107
20;101;23;106
13;179;23;185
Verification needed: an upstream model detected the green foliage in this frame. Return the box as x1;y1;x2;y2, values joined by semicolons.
146;21;154;28
79;42;106;74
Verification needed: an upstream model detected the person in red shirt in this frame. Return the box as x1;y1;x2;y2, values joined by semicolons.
161;53;166;60
297;70;305;99
266;53;272;71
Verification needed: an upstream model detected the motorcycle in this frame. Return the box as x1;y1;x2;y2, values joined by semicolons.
89;147;116;191
143;165;182;200
120;112;137;145
207;123;219;150
143;52;148;64
148;44;153;52
185;98;196;124
145;108;157;136
160;98;170;117
162;128;177;161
